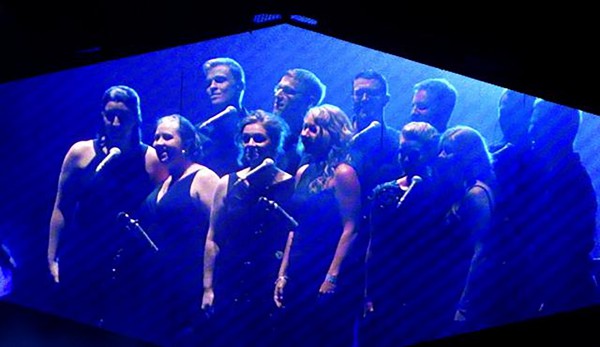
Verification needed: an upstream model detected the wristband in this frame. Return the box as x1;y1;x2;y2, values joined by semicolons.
275;275;288;285
325;274;338;284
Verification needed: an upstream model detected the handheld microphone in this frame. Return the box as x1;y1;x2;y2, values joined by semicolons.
258;197;299;228
234;158;275;186
95;147;121;173
396;175;423;209
196;105;237;129
117;212;159;252
351;121;381;142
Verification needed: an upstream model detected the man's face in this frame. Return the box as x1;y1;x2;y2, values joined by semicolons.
205;65;240;108
498;90;530;140
273;75;309;122
352;77;388;129
410;89;436;126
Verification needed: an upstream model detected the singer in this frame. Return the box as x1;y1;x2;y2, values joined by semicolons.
364;122;484;346
46;85;168;333
274;104;361;347
203;110;294;346
349;70;403;198
129;114;219;346
197;57;250;176
272;68;326;175
347;73;404;291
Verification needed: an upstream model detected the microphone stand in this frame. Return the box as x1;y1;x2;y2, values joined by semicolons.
118;212;159;252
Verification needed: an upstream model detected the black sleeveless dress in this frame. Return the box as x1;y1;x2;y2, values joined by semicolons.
132;170;210;346
282;162;361;347
59;140;156;330
211;172;295;347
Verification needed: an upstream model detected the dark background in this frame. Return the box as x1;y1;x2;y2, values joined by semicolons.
1;2;600;346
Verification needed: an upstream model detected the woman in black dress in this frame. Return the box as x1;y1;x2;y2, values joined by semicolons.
203;110;295;347
274;104;361;347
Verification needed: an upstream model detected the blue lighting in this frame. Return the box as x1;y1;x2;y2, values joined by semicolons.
290;14;318;26
252;13;283;24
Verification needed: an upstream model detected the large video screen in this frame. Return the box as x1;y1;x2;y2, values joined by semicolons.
1;23;599;346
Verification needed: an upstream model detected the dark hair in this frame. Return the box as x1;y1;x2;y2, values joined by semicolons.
101;85;142;124
236;109;290;166
157;114;204;163
353;69;389;96
99;85;142;143
532;98;582;147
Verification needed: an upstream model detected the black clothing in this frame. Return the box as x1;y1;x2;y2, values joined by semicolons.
198;107;249;177
212;172;295;347
58;140;156;332
282;162;361;347
132;170;209;346
363;177;466;346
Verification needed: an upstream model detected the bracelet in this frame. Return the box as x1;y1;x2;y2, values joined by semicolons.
274;275;288;285
325;274;338;284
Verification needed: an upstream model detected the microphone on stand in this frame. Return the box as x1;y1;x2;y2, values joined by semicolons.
351;121;381;143
396;175;423;209
258;197;299;228
196;106;237;130
233;158;275;186
117;212;159;252
95;147;121;173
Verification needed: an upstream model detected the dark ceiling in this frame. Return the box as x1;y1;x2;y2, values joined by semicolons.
1;2;598;116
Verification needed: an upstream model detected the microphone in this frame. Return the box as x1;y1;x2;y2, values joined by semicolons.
196;105;237;129
95;147;121;173
351;121;381;142
117;212;159;252
396;175;423;209
258;197;299;228
234;158;275;186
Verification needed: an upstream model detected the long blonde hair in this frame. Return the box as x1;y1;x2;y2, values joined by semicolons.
305;104;355;192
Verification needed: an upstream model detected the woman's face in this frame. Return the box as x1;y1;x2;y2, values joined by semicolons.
435;136;461;185
241;122;272;167
399;137;427;176
153;117;183;165
102;101;137;141
300;113;330;156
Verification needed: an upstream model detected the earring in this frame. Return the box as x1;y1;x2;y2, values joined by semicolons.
181;149;186;156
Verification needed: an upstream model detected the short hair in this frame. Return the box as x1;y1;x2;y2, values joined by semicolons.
401;121;440;160
532;98;582;147
202;57;246;88
352;69;389;95
285;68;326;107
236;109;290;165
413;78;458;130
157;114;203;162
101;85;142;124
99;85;142;143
